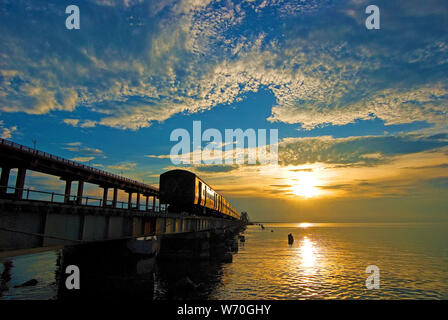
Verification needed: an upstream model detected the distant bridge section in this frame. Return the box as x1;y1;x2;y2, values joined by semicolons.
0;138;159;210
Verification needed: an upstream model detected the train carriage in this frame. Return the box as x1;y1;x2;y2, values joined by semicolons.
159;169;240;220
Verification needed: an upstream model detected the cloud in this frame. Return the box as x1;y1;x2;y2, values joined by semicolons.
403;163;448;170
289;168;313;172
64;119;97;128
71;156;95;162
91;0;145;7
0;0;446;131
278;133;448;167
80;120;97;128
107;162;137;171
63;119;80;127
62;142;105;165
63;143;104;157
0;120;17;139
193;164;239;173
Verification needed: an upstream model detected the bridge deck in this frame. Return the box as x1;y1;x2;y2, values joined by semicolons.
0;138;158;196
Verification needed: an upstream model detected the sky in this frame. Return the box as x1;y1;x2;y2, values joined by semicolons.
0;0;447;222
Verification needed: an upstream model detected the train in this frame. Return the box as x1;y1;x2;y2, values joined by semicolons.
159;169;240;220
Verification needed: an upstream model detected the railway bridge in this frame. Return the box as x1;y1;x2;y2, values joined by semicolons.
0;138;243;260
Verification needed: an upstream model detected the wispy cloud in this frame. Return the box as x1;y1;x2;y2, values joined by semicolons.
71;156;95;162
64;119;97;128
108;162;137;171
0;120;17;139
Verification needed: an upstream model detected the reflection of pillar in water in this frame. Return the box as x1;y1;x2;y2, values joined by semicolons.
0;261;13;294
57;241;156;300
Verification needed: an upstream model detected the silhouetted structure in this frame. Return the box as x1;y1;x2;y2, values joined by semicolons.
288;233;294;245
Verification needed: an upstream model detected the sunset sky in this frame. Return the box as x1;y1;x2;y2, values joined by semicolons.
1;0;447;222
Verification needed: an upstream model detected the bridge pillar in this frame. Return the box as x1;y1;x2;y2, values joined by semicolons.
136;192;141;210
0;167;11;194
145;195;149;211
102;187;108;207
128;192;133;210
76;181;84;205
112;187;118;208
14;167;26;199
64;180;72;203
152;196;156;212
158;199;161;213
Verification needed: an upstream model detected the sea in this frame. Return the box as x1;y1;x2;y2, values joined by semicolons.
1;222;447;300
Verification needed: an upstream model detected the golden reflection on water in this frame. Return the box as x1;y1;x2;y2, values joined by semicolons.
299;236;317;269
210;223;448;300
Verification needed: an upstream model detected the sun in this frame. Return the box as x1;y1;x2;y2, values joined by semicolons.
291;172;320;198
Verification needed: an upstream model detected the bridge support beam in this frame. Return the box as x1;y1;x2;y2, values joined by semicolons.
0;167;11;195
14;168;26;199
64;180;72;203
102;187;108;207
76;181;84;205
136;192;140;210
145;195;149;211
112;187;118;208
128;192;132;210
152;196;156;212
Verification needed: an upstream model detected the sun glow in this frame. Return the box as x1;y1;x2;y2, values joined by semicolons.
291;171;321;198
298;222;312;228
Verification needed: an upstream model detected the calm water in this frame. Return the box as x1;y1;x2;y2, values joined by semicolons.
209;223;448;299
1;222;448;299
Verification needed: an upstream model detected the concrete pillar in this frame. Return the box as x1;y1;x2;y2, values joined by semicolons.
14;168;26;199
0;167;11;194
102;187;108;207
64;180;72;203
76;181;84;205
158;199;161;213
136;192;141;211
112;187;118;208
128;192;133;210
152;196;156;212
145;195;149;211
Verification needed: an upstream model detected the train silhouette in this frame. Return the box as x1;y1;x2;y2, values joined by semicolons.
159;169;240;220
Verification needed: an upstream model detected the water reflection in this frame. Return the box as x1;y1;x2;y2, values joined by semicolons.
299;237;317;269
2;223;448;300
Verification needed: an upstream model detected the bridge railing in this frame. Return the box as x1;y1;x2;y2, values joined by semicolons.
0;138;158;193
0;186;166;213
